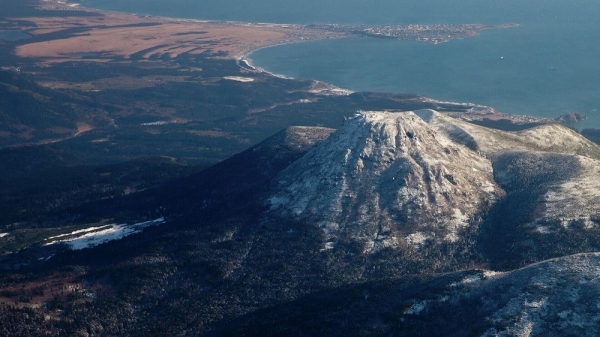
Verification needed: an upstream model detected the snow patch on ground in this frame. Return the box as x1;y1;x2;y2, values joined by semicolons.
482;180;496;193
47;225;111;240
44;218;165;250
475;254;600;336
483;270;502;279
141;121;169;126
223;76;254;82
450;273;484;287
405;232;433;248
318;221;340;251
308;81;353;96
459;274;482;285
438;114;600;161
534;225;553;234
405;300;428;315
444;208;470;242
530;156;600;231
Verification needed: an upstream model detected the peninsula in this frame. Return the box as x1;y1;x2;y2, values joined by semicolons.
13;0;517;63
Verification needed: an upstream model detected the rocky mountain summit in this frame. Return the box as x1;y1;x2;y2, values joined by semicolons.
269;111;502;253
267;110;600;269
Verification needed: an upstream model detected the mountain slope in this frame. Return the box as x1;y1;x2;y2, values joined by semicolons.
267;110;600;270
219;253;600;337
420;109;600;159
269;111;502;254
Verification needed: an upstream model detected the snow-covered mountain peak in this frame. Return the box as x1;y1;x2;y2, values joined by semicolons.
269;110;501;253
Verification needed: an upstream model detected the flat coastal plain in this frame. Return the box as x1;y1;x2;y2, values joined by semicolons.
14;0;346;63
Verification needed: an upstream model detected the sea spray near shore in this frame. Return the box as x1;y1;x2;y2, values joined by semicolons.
242;51;295;80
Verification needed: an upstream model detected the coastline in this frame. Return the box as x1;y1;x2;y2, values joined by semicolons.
24;0;347;62
242;44;555;120
241;45;357;96
240;41;308;80
72;0;352;80
27;1;571;126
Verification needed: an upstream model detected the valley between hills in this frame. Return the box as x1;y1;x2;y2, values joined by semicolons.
2;0;600;336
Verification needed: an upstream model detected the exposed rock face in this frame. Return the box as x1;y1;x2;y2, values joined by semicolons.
269;111;502;253
410;110;600;269
422;111;600;225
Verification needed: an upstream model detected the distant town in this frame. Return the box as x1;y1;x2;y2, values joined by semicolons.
37;1;518;48
309;23;519;44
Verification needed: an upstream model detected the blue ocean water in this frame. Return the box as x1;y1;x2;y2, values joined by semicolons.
81;0;600;127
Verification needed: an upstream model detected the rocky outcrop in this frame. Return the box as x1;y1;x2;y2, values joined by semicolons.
555;111;586;123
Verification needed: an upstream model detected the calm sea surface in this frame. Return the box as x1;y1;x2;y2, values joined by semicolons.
82;0;600;127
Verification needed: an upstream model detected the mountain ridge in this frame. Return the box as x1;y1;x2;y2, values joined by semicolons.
4;109;600;335
269;110;502;254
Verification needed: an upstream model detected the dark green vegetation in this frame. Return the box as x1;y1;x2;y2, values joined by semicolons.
0;53;463;231
214;272;490;337
2;122;598;336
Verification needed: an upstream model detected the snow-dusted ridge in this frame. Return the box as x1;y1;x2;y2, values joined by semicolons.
44;217;165;250
268;109;600;254
223;76;254;82
401;253;600;336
